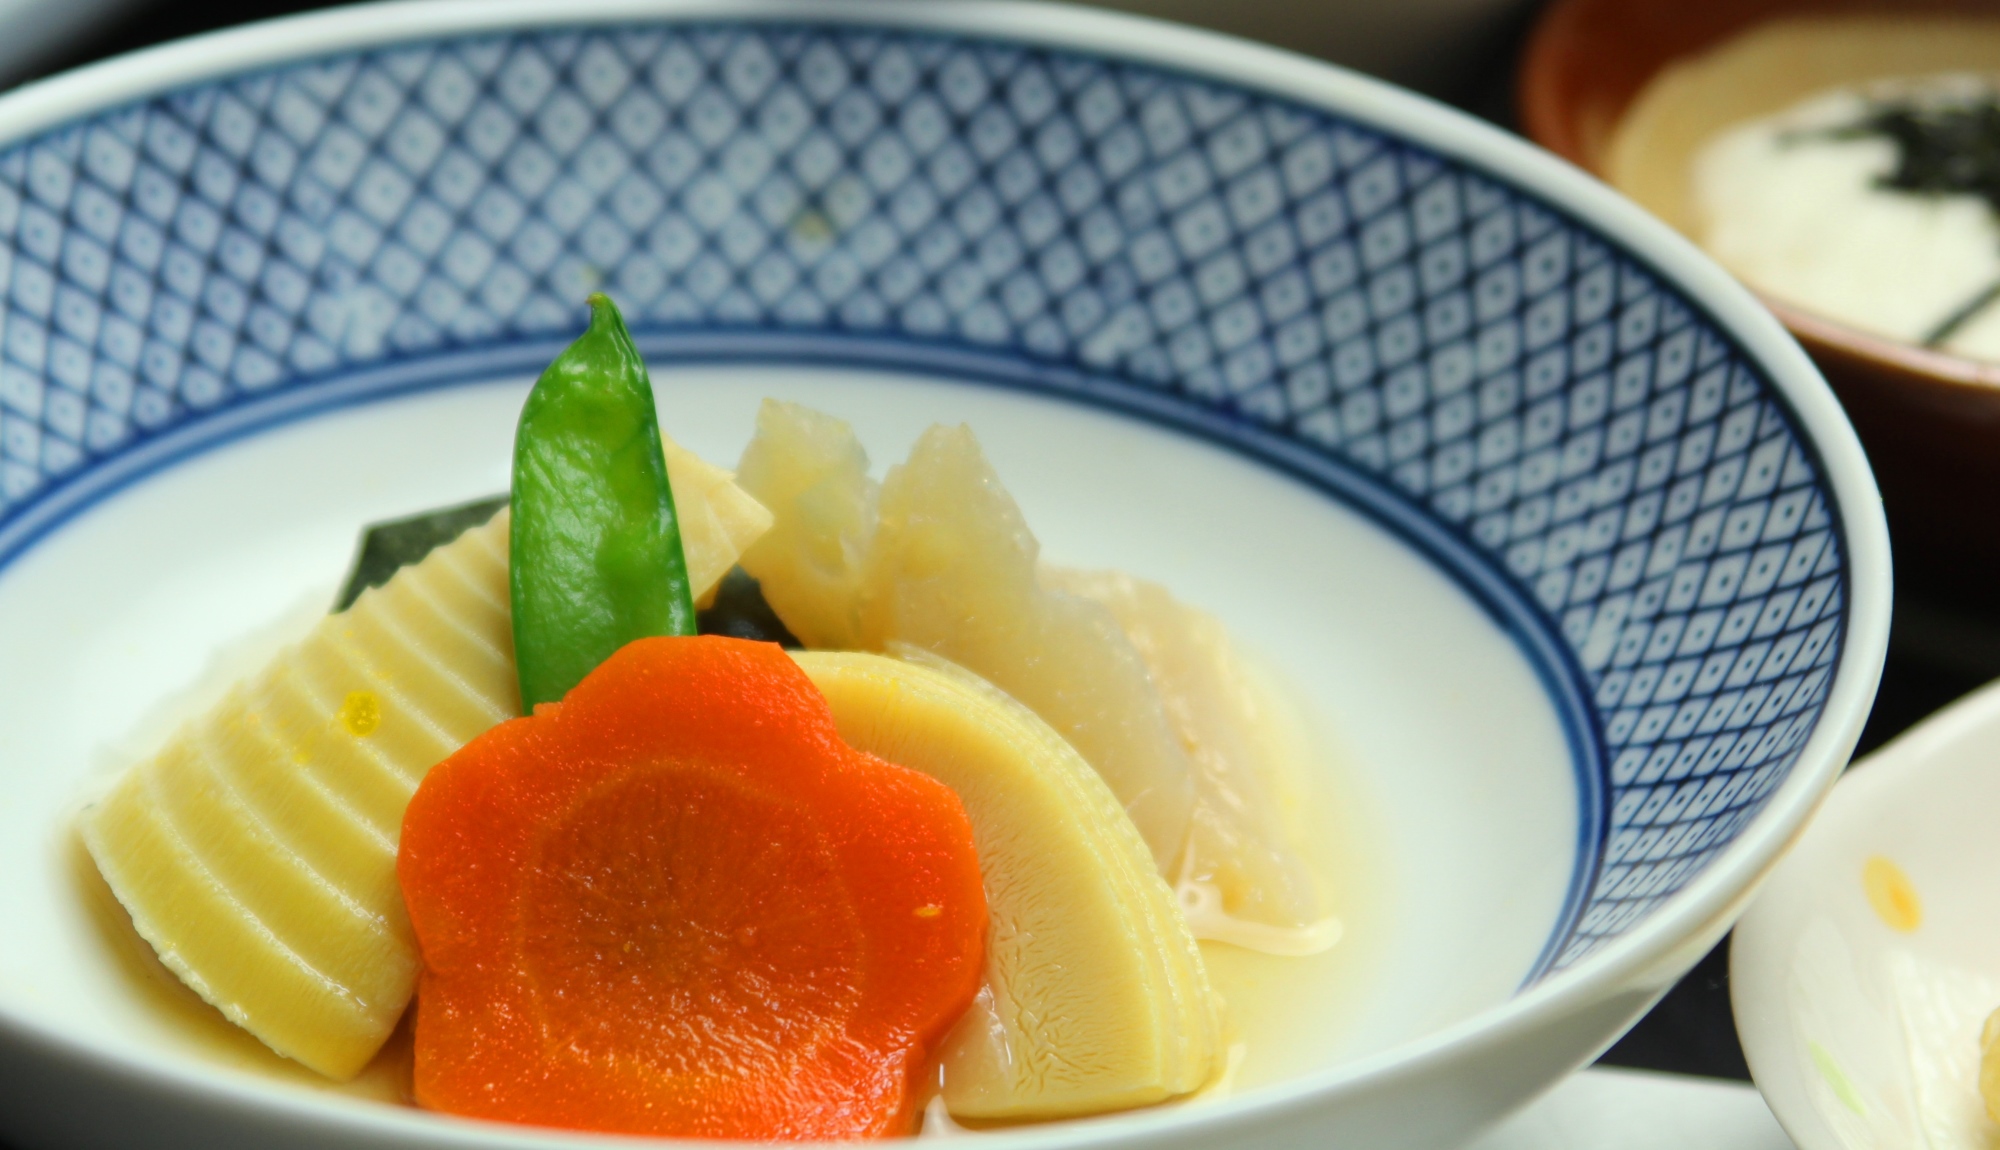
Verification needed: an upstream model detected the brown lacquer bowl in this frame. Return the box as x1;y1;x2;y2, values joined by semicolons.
1521;0;2000;581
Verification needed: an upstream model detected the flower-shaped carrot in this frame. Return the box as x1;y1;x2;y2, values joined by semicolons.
397;635;986;1140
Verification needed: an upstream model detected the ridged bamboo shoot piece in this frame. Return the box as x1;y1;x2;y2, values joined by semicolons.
80;439;770;1078
81;513;516;1079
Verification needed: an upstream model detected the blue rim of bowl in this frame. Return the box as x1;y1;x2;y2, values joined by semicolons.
0;0;1889;1141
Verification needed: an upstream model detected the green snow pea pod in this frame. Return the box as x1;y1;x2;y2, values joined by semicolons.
511;293;695;710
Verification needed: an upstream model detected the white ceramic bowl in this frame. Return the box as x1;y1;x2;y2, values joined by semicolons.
0;2;1887;1148
1734;680;2000;1150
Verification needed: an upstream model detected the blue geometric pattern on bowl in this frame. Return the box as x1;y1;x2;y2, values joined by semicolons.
0;24;1843;978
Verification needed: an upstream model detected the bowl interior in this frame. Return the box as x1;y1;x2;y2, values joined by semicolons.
0;9;1865;1136
4;360;1585;1107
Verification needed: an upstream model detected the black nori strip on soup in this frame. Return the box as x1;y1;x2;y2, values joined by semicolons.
1795;95;2000;344
333;497;800;647
1824;96;2000;211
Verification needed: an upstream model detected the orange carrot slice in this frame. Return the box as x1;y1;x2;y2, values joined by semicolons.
397;635;986;1140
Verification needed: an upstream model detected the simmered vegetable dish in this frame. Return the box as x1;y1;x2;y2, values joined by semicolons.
78;295;1336;1139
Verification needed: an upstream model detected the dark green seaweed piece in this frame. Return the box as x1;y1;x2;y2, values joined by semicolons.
334;499;797;647
334;495;509;612
695;568;802;648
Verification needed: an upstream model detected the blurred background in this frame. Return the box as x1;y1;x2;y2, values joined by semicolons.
25;0;2000;1089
